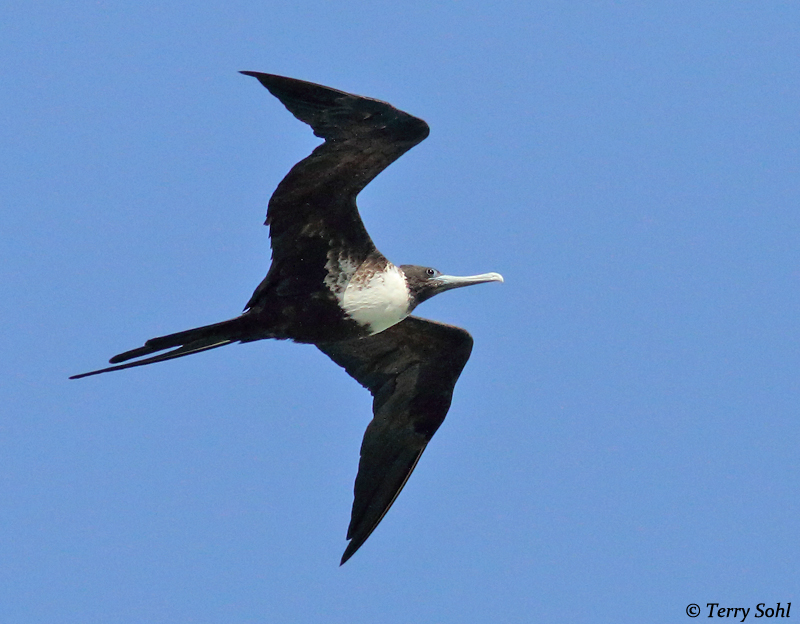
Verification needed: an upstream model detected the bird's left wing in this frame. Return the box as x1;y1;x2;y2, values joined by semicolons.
317;317;474;564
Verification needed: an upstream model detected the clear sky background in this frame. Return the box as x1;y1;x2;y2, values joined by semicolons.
2;2;798;623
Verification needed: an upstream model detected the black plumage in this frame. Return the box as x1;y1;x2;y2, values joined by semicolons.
71;72;502;563
319;317;473;564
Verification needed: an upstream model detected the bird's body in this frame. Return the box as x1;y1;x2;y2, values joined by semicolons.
72;72;503;564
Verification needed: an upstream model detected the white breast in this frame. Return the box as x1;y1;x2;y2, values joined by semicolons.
341;263;411;334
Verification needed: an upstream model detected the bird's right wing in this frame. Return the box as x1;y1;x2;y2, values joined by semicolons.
241;72;430;304
317;317;474;564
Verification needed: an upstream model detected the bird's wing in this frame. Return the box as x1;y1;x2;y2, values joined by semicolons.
241;72;430;295
317;316;474;564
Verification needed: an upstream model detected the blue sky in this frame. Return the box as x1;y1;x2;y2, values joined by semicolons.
2;2;798;622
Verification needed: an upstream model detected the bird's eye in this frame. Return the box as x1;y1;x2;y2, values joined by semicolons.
426;268;436;277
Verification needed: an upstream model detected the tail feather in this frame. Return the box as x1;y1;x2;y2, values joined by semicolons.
70;339;234;379
71;316;250;380
109;317;250;364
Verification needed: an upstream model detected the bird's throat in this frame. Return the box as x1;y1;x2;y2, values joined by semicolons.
341;262;411;334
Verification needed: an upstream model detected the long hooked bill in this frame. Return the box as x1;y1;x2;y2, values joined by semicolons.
434;272;504;292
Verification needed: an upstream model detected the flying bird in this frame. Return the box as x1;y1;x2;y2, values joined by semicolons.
71;72;503;564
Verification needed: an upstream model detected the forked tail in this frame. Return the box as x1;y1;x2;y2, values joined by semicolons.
70;316;251;380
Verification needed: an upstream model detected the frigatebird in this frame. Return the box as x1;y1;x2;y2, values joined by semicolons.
71;72;503;564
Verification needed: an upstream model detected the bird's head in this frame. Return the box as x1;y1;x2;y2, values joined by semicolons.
400;265;504;310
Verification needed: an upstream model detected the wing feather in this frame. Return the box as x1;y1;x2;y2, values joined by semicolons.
317;316;473;564
241;72;430;277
